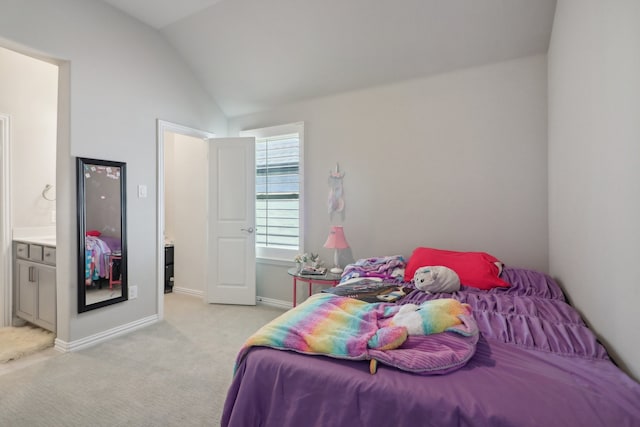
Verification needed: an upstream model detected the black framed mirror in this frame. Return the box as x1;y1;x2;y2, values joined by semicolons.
77;157;127;313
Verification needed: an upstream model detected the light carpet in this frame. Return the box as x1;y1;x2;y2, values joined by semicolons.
0;326;55;363
0;293;286;426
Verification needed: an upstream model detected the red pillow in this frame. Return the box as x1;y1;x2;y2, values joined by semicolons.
404;247;509;290
86;230;101;237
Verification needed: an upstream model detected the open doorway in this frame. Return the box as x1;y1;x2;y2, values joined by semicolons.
0;114;10;328
0;46;58;330
156;121;214;319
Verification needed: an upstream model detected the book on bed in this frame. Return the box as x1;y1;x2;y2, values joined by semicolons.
322;279;410;303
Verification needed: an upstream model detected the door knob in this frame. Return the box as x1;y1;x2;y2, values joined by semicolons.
240;227;254;233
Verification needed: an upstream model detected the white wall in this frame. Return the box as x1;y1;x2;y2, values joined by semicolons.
0;47;57;229
548;0;640;381
164;132;207;296
230;55;549;305
0;0;227;344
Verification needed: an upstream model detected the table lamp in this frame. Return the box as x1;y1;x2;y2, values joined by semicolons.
323;226;349;274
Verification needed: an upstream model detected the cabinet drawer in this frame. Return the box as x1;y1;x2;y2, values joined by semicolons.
43;247;56;265
164;245;174;265
164;264;174;281
28;244;43;262
16;243;28;259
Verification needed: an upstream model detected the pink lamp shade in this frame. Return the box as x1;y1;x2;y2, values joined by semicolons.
323;226;349;249
324;226;349;273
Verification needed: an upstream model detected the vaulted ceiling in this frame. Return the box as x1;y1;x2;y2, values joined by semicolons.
101;0;557;117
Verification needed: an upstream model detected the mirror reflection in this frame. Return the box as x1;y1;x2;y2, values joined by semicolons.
77;157;127;312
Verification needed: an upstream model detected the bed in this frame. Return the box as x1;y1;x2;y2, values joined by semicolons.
222;253;640;427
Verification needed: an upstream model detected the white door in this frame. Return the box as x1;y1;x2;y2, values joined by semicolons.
207;137;256;305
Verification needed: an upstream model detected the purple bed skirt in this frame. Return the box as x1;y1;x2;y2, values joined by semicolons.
222;267;640;426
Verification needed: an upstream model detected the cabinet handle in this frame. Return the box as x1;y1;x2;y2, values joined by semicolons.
29;266;35;282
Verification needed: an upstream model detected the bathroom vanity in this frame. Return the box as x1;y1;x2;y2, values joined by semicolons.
13;238;56;332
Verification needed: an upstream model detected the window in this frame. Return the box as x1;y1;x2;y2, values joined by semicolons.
241;123;304;261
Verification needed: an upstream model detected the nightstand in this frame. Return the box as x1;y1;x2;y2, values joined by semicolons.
164;245;174;293
108;254;122;289
287;268;341;307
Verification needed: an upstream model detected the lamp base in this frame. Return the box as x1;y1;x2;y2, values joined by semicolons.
330;267;343;274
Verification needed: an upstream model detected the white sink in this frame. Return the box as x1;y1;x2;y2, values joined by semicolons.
16;236;57;246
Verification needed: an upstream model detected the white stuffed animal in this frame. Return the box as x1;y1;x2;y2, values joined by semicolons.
413;266;460;293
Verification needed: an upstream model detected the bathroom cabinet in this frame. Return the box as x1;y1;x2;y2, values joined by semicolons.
14;241;56;332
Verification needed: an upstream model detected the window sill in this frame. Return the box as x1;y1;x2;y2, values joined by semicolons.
257;257;296;268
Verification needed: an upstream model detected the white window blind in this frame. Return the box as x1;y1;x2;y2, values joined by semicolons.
241;123;304;261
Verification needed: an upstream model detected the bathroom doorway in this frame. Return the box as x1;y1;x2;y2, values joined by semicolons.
0;46;58;330
156;121;214;319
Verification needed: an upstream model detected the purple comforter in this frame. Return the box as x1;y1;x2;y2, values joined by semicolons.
222;267;640;427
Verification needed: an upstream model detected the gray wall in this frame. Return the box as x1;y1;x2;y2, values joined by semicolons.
84;164;121;239
230;55;549;306
0;0;226;343
548;0;640;381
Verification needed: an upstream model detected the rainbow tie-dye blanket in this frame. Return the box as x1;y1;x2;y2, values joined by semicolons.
235;293;478;375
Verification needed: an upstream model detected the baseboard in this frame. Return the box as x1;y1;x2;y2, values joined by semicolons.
256;296;292;310
170;289;289;309
54;314;159;353
172;287;204;298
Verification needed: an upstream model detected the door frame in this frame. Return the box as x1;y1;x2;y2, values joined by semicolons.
0;114;11;327
156;120;214;319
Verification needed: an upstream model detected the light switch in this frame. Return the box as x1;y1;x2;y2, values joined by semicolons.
138;184;148;198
